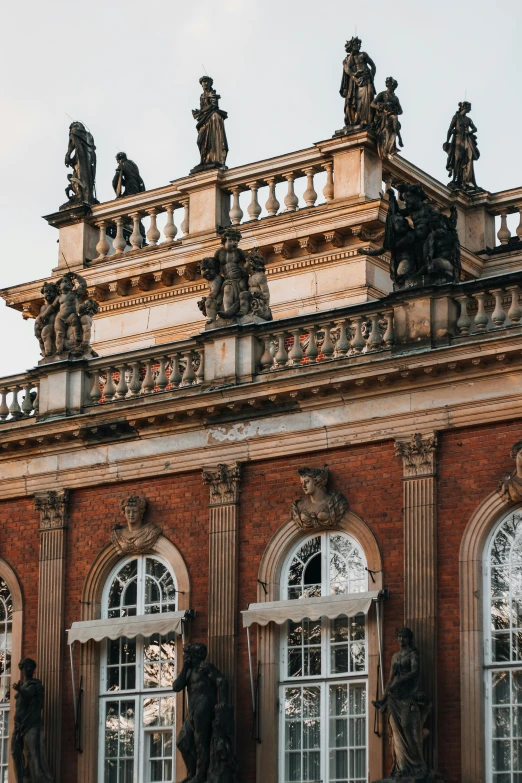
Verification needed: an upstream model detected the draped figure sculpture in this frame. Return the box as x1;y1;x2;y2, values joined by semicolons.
340;36;376;130
372;629;432;781
63;121;97;207
11;658;53;783
112;152;146;198
372;77;403;158
443;101;480;190
192;76;229;173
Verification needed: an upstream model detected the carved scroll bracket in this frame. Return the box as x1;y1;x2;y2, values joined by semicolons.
34;489;70;531
395;432;438;478
202;463;241;505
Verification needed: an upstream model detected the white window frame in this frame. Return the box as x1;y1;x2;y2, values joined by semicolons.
0;578;12;782
98;555;179;783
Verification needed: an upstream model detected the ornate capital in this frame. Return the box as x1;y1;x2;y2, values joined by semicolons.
202;463;241;505
34;489;69;530
395;433;437;478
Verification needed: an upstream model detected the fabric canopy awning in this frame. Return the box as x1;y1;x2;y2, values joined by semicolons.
241;591;379;628
67;610;187;645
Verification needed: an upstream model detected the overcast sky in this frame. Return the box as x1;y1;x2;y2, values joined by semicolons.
0;0;520;375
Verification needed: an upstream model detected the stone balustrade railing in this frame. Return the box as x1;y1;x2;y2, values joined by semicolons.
488;193;522;250
0;374;39;422
453;281;522;336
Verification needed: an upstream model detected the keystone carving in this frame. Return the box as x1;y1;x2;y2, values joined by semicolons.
110;494;161;555
291;466;348;530
202;463;241;505
499;439;522;503
34;489;69;530
395;433;437;477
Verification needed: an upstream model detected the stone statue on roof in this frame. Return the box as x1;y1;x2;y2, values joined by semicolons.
62;121;97;208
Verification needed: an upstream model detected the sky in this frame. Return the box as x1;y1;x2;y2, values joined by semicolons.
0;0;520;375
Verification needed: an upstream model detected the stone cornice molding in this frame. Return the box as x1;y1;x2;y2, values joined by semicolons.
202;462;241;505
395;432;438;478
34;489;69;530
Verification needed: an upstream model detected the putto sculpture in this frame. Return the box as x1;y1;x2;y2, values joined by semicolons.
34;272;99;360
110;494;161;555
372;628;435;782
500;440;522;503
443;101;480;191
361;184;460;289
173;642;237;783
192;75;229;173
339;36;376;131
12;657;54;783
372;77;404;159
62;121;97;208
291;466;349;529
112;152;146;198
197;229;272;329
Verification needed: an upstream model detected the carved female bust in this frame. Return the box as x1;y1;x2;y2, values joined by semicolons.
500;440;522;503
291;467;349;530
110;495;161;555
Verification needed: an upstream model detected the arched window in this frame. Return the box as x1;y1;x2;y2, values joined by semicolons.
485;510;522;782
280;531;368;783
99;556;178;783
0;579;12;781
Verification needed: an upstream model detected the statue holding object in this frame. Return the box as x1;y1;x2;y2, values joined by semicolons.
34;272;98;360
192;76;229;174
62;121;97;208
339;36;376;130
372;77;403;159
443;101;480;191
11;657;54;783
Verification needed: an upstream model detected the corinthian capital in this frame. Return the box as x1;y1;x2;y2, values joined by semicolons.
202;463;241;505
34;489;70;530
395;433;437;478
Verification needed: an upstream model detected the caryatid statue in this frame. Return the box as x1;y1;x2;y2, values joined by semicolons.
443;101;480;190
340;36;376;130
63;121;97;206
372;77;404;159
112;152;146;198
192;76;229;172
11;658;54;783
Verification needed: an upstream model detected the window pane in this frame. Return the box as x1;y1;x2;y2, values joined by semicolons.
287;620;321;679
147;730;174;782
284;686;321;783
329;683;366;783
103;700;135;783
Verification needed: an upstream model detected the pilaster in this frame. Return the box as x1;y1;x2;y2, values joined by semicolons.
34;488;69;782
394;432;438;769
202;462;241;706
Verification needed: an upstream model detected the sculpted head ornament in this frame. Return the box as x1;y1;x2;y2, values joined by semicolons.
111;495;160;555
291;466;348;530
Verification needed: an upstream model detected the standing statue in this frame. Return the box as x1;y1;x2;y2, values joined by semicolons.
500;440;522;502
11;658;54;783
443;101;480;190
173;642;237;783
291;466;349;530
112;152;146;198
215;229;249;319
340;36;376;130
63;121;97;207
34;272;98;359
35;282;59;358
192;76;229;173
110;494;161;555
372;77;404;158
358;189;415;287
372;629;432;782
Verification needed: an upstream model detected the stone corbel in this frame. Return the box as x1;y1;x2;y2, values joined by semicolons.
298;236;318;254
395;432;437;477
273;242;292;260
202;462;241;505
177;265;195;282
323;230;344;248
351;224;373;242
34;489;69;530
110;280;129;297
153;270;174;287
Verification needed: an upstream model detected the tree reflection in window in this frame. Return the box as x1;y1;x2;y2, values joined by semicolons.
0;578;11;781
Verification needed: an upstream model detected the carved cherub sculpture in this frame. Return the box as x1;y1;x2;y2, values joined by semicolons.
198;257;224;323
246;249;272;321
78;298;99;348
214;228;250;319
34;282;59;357
500;440;522;503
110;495;161;555
291;466;349;529
54;272;87;354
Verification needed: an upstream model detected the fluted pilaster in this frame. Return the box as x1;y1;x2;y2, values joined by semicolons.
34;489;69;783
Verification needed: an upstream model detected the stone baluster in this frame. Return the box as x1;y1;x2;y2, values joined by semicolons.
141;360;155;394
163;204;178;243
288;330;304;366
517;208;522;242
0;388;9;421
490;289;507;329
89;370;102;404
455;295;472;335
382;310;395;348
32;386;39;414
113;216;127;254
320;323;335;359
303;168;318;207
507;285;522;325
367;313;384;351
246;181;262;220
497;211;511;245
350;316;366;354
115;364;129;399
265;178;280;216
95;220;110;261
103;368;117;401
168;354;182;388
180;198;190;236
9;386;22;420
229;187;244;225
128;363;142;397
333;320;350;357
129;212;143;250
284;173;299;212
305;327;319;362
21;383;34;416
472;292;489;332
260;337;275;371
273;333;289;369
146;209;161;247
322;160;334;203
181;351;196;387
195;348;205;385
155;357;168;391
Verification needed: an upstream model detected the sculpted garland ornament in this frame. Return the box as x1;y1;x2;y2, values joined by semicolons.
291;466;349;530
110;495;161;555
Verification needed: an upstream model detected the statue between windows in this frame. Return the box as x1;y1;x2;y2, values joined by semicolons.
11;658;54;783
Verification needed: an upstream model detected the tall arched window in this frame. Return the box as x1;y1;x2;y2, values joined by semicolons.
280;531;368;783
485;509;522;782
0;579;12;782
99;555;178;783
